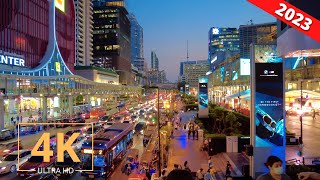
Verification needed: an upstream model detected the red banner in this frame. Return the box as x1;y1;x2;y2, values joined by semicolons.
248;0;320;42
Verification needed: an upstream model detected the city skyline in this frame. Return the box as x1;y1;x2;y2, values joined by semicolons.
127;0;275;82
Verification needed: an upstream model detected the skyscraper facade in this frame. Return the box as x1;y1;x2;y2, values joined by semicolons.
92;0;132;85
183;60;210;87
208;27;240;63
239;22;277;59
128;14;145;72
74;0;94;66
151;51;159;70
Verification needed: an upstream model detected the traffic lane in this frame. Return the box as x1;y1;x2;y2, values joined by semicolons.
286;116;320;157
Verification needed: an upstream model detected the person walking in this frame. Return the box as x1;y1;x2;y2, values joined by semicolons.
196;168;205;180
11;117;14;125
195;124;199;140
208;157;213;169
225;161;232;176
184;161;191;172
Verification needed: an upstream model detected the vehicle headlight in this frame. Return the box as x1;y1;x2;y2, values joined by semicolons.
30;168;35;171
3;149;10;153
1;167;6;170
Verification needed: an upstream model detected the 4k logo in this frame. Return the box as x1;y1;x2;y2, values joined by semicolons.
31;133;80;162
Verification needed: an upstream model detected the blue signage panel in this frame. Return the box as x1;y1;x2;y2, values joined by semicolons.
185;84;190;95
251;44;286;178
199;83;208;108
255;62;284;146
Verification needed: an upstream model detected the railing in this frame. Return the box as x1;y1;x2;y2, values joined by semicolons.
0;74;141;97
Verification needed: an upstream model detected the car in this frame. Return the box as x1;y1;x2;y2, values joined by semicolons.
56;118;71;128
65;129;83;137
134;122;146;135
84;126;103;138
25;173;58;180
0;141;23;157
139;110;145;116
0;150;32;174
131;115;139;123
70;117;85;125
18;155;56;177
114;115;125;123
19;125;37;135
99;115;111;125
0;129;14;141
123;120;131;124
71;135;86;152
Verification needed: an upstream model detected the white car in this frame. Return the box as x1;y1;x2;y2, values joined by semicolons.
72;135;86;152
0;150;31;174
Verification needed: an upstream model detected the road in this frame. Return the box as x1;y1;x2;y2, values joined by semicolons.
286;115;320;159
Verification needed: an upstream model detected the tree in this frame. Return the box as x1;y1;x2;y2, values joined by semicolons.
177;81;186;91
212;107;225;133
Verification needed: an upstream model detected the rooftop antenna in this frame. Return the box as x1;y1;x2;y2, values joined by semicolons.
187;40;189;61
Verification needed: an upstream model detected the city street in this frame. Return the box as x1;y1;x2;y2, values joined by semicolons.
286;115;320;159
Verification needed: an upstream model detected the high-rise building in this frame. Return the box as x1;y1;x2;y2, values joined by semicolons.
74;0;94;66
92;0;132;85
208;27;240;63
151;51;159;70
159;70;168;84
239;22;277;59
147;68;159;85
179;61;197;76
183;60;210;87
128;14;145;72
0;0;75;76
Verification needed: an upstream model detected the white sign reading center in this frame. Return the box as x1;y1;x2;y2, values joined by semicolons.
0;54;25;66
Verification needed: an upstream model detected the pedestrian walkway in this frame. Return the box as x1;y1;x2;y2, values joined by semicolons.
167;128;247;180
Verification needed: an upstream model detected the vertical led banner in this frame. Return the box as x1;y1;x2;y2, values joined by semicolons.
198;77;209;118
180;87;183;94
185;84;190;95
250;44;285;178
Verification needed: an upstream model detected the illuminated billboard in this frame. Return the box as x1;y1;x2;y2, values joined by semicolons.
185;84;190;95
253;44;284;147
240;58;250;75
198;77;209;118
55;0;65;13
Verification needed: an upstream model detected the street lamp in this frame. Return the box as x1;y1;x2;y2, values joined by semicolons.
149;86;161;173
299;81;303;145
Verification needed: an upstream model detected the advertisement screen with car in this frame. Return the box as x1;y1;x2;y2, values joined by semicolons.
253;44;284;147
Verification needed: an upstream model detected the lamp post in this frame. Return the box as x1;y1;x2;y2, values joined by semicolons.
149;86;161;174
299;81;303;145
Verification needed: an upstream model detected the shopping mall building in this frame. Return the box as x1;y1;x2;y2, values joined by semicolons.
208;22;320;116
0;0;79;128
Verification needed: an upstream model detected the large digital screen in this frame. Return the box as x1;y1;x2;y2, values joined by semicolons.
185;84;190;95
199;83;208;109
240;58;250;75
254;45;284;147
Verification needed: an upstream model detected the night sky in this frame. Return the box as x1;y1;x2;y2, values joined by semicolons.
127;0;275;82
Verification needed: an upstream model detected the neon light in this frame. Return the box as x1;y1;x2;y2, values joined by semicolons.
293;56;303;70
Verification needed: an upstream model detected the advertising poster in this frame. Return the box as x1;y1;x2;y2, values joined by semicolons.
253;45;284;147
185;84;190;95
198;77;209;110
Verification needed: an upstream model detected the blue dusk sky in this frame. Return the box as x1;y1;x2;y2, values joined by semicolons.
127;0;275;82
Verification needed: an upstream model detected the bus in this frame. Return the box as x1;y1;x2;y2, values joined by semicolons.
79;123;134;179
